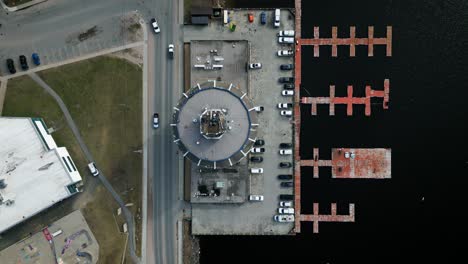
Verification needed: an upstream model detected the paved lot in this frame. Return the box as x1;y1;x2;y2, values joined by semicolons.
185;9;295;235
0;11;141;76
0;210;99;264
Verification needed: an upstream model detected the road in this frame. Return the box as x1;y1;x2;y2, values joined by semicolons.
146;0;184;263
1;0;185;263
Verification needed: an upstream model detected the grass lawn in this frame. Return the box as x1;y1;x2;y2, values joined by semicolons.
3;0;35;7
1;56;142;262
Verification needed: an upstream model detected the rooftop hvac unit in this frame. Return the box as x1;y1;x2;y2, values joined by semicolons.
194;64;205;69
212;64;223;69
213;56;224;61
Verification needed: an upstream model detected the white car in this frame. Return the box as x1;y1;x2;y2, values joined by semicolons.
249;63;262;69
153;113;159;128
277;50;294;57
278;37;294;44
252;147;265;153
253;106;264;112
279;149;293;155
150;18;160;33
168;44;174;57
87;162;99;177
250;168;264;174
274;214;294;222
282;90;294;96
278;207;295;214
274;9;280;27
278;30;295;37
280;110;292;116
278;103;292;109
249;195;264;201
280;201;293;207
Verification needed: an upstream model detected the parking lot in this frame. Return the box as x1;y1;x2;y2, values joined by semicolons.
185;9;295;235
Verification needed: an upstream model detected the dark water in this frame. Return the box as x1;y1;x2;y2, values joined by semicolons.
200;1;468;263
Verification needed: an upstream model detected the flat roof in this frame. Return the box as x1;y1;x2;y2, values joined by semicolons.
0;117;82;233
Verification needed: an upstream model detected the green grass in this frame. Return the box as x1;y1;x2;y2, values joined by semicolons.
3;0;35;7
1;56;143;261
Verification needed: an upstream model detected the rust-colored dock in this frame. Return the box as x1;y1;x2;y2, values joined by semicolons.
301;148;392;179
301;79;390;116
300;203;355;233
299;26;392;57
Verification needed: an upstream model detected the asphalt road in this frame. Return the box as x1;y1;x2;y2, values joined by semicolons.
1;0;185;263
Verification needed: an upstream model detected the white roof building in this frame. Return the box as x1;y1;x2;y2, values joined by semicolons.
0;117;82;234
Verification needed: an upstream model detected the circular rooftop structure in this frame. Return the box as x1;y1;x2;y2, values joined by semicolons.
172;81;258;167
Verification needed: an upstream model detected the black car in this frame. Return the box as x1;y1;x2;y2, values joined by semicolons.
279;77;294;83
279;143;292;148
278;174;293;180
284;84;294;90
280;182;294;188
250;156;263;163
254;139;265;146
19;55;28;70
6;59;16;74
279;162;292;168
280;64;294;70
279;194;294;200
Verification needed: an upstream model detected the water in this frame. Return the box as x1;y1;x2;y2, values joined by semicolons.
200;1;468;262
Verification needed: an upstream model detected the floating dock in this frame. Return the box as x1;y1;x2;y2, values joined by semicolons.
301;148;392;179
300;203;355;233
299;26;392;57
301;79;390;116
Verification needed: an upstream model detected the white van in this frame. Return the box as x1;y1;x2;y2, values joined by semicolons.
274;9;280;27
279;37;294;44
87;162;99;177
278;30;295;37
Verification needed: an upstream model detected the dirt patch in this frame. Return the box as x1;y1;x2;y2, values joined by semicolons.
66;26;102;45
120;12;143;43
183;220;200;264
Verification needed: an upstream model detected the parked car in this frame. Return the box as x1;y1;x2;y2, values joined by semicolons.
19;55;28;70
249;63;262;69
280;143;292;148
281;181;294;188
278;207;294;214
278;174;293;180
6;59;16;74
280;201;293;207
250;156;263;163
278;37;294;44
87;162;99;177
277;50;294;57
280;110;292;116
254;139;265;146
168;44;174;57
252;147;265;153
279;194;294;200
280;64;294;70
253;106;264;112
31;53;41;66
274;214;294;222
251;168;264;174
282;90;294;96
278;30;295;37
279;162;292;168
153;113;159;128
279;149;293;155
273;9;280;27
150;18;160;33
284;83;295;89
249;195;264;201
260;12;266;25
279;77;294;83
247;13;253;23
278;103;293;109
